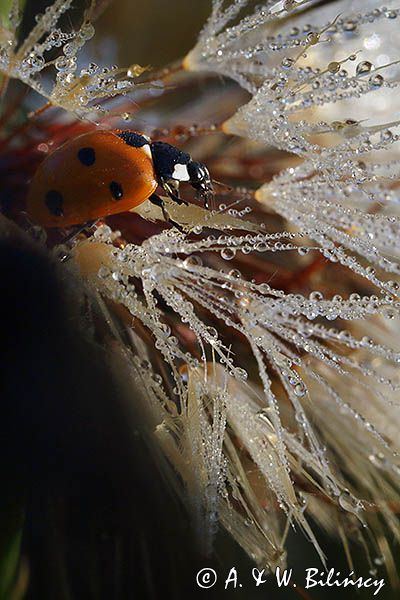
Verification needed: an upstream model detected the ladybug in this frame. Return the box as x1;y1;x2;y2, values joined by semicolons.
26;130;213;228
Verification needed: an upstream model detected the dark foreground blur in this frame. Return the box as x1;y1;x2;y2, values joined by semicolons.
0;217;219;599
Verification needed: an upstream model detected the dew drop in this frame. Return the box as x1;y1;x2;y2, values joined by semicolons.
281;57;294;69
338;489;362;515
234;367;248;381
380;129;393;142
127;63;147;78
228;268;241;278
80;23;95;40
184;255;203;267
328;61;340;73
221;248;236;260
369;568;378;577
283;0;296;10
343;20;357;31
309;291;323;301
207;326;218;340
296;490;308;509
306;32;319;45
356;61;373;75
94;224;112;240
293;382;306;397
298;246;310;256
369;73;384;88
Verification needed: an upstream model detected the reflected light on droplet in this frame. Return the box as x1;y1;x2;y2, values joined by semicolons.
363;33;381;50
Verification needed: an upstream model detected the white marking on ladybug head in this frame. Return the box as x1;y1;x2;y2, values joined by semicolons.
141;144;152;158
172;163;190;181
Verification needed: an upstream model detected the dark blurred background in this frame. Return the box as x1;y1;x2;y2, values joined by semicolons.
19;0;212;68
93;0;212;67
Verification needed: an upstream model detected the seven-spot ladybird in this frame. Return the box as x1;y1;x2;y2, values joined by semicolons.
26;130;213;227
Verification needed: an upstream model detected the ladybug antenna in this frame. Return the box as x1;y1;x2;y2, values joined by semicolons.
212;179;232;193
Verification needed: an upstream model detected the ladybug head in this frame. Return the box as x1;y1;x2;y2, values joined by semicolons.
187;161;213;207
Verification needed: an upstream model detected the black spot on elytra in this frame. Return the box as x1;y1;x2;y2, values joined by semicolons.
78;147;96;166
109;181;123;200
45;190;64;216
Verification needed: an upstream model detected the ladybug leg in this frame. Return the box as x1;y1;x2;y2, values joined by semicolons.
160;179;188;206
62;220;97;245
149;194;184;232
56;220;98;261
149;193;169;220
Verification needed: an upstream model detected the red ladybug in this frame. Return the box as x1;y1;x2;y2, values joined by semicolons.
27;130;213;227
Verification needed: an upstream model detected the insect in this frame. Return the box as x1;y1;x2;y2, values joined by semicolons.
26;129;213;228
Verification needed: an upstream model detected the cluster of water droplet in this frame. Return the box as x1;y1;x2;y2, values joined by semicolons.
80;221;400;559
0;0;149;115
187;1;399;85
186;2;400;322
218;3;400;172
184;1;400;569
256;164;400;289
187;2;400;211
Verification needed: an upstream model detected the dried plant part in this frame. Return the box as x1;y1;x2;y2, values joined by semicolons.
72;222;400;571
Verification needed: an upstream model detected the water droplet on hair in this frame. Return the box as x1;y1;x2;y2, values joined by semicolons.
221;248;236;260
356;61;373;75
